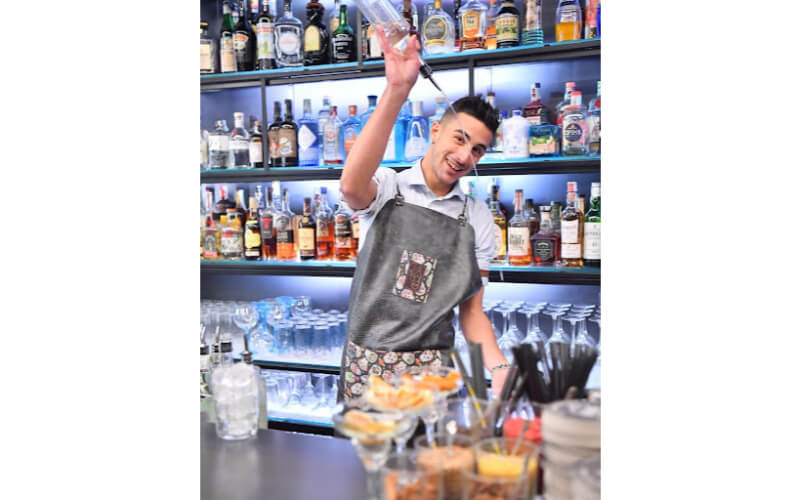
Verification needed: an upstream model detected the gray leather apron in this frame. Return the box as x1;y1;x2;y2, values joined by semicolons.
338;186;483;401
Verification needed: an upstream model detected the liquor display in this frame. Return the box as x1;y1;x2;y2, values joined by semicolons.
303;0;329;65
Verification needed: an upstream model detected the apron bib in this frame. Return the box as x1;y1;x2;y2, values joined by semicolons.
339;186;483;400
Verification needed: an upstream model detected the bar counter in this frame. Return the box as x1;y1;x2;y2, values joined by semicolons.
201;422;366;500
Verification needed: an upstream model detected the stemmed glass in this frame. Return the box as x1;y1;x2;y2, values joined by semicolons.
544;306;571;398
233;302;259;351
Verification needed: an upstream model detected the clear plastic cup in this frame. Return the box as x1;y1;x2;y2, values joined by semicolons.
353;0;412;50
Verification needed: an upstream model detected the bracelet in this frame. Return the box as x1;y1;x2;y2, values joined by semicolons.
489;363;511;373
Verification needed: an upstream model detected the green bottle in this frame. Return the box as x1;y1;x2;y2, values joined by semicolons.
582;182;600;267
220;3;237;72
330;4;355;63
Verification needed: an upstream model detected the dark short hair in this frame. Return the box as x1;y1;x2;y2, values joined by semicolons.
440;96;499;135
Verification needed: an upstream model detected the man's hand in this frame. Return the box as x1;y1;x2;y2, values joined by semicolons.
375;26;421;95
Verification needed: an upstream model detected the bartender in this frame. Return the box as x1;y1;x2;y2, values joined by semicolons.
338;28;509;400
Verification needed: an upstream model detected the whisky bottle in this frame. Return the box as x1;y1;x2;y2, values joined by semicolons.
560;181;583;267
582;182;600;267
489;199;507;264
458;0;487;50
333;198;354;261
259;186;277;259
531;206;559;266
315;187;334;260
298;197;317;261
213;185;235;223
330;4;355;63
279;99;299;167
351;213;360;257
276;189;296;261
525;198;540;236
244;196;262;260
221;209;244;260
304;0;329;65
220;3;237;73
508;189;531;266
268;101;283;167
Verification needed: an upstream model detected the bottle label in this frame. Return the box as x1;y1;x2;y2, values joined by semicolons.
317;220;330;238
563;121;584;142
508;227;530;256
221;233;242;255
585;0;600;28
249;139;263;162
561;219;579;243
208;135;229;152
298;124;317;151
332;34;353;61
200;44;212;71
304;25;321;52
298;227;315;253
493;224;506;257
461;11;481;38
558;6;579;23
275;215;293;243
268;130;280;159
233;32;250;52
278;31;300;55
245;226;262;250
344;125;358;155
525;0;542;30
278;128;297;157
423;16;448;45
220;36;236;71
495;14;519;43
256;22;275;59
260;216;274;238
583;222;601;259
352;220;360;239
203;233;219;258
561;242;581;259
230;138;249;151
334;215;352;238
529;126;557;155
323;125;340;160
526;115;542;126
533;239;553;261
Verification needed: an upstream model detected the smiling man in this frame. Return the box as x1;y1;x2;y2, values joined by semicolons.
337;29;510;401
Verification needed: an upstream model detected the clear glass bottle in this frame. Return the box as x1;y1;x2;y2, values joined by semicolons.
230;112;251;168
560;181;583;267
315;187;334;260
298;98;320;166
531;206;559;266
501;109;530;159
200;21;217;74
342;105;360;159
428;96;446;130
331;4;356;63
275;0;304;68
485;0;498;50
323;105;344;165
587;81;601;155
550;201;562;238
249;120;264;168
329;0;341;32
304;0;329;65
422;0;456;55
508;189;531;266
255;1;276;69
208;120;231;169
556;81;577;126
384;100;410;163
404;101;428;162
220;3;237;73
276;188;296;261
561;91;588;156
522;0;543;45
359;95;378;132
555;0;582;42
582;182;600;267
317;96;332;152
458;0;487;50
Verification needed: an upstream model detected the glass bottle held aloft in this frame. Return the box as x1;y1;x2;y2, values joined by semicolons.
404;101;428;162
200;21;217;74
230;112;251;168
275;0;304;67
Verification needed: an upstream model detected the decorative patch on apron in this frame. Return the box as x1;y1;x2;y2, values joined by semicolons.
392;250;437;303
341;341;443;400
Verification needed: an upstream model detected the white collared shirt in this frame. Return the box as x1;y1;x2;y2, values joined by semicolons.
344;160;497;285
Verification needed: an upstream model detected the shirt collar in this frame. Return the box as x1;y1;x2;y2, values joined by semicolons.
405;159;466;201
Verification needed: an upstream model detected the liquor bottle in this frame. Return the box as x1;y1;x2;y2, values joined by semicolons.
523;82;549;125
531;206;559;266
330;4;355;63
362;18;383;60
525;198;540;235
495;110;507;153
428;96;446;130
275;0;304;68
268;101;282;167
343;105;360;159
522;0;543;45
453;0;462;49
323;105;344;165
333;197;354;260
202;190;220;259
561;91;588;156
249;120;264;168
578;195;585;214
260;186;277;259
279;99;299;166
317;96;332;150
458;0;487;50
489;199;507;264
244;196;262;260
234;1;257;71
298;98;320;166
200;21;217;74
394;0;419;29
487;180;508;218
555;0;582;42
221;209;245;260
328;0;341;32
235;189;249;225
298;197;317;260
422;0;456;55
404;101;429;162
230;112;251;168
208;120;231;169
495;0;520;47
508;189;532;266
214;185;236;223
249;0;261;30
560;182;583;267
384;100;411;163
276;189;296;261
584;0;600;39
583;182;600;267
316;187;334;260
201;128;209;169
587;81;601;155
485;0;498;50
255;1;276;69
351;213;360;256
359;95;378;132
501;110;529;159
556;81;577;125
304;0;329;65
220;3;237;73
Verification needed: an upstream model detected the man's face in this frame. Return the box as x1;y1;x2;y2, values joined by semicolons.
427;112;494;186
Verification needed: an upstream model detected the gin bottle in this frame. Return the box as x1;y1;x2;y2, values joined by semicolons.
342;105;360;159
298;98;320;166
322;106;344;165
404;101;429;162
501;109;530;159
561;91;588;156
230;112;251;168
359;95;377;132
208;120;231;169
422;0;456;55
587;81;601;155
317;96;332;152
275;0;304;67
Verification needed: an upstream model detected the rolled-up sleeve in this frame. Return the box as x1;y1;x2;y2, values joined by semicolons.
470;199;497;286
340;167;397;218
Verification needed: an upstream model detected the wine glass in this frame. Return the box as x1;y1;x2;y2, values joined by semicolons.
233;303;259;352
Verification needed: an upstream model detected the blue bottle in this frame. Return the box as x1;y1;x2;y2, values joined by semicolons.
358;95;378;133
297;98;320;166
384;100;411;163
317;96;332;154
404;101;429;162
342;104;361;160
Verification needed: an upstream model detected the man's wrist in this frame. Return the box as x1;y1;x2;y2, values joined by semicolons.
383;84;412;105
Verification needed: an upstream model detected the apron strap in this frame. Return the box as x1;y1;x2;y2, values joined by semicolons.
394;183;404;206
457;194;469;227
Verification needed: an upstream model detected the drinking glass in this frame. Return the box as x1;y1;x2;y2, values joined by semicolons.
413;432;476;500
299;374;319;409
381;450;444;500
312;321;331;359
472;437;538;500
437;397;495;442
274;373;292;409
292;295;311;316
293;321;313;357
275;320;294;355
286;372;306;408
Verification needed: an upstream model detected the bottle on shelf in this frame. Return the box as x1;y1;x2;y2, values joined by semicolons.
428;96;447;130
501;109;530;159
485;93;498;153
561;90;588;156
555;0;582;42
523;82;549;125
531;206;559;266
560;181;583;267
583;182;600;267
249;0;262;30
298;197;317;261
495;110;507;153
209;120;231;169
487;179;508;218
458;0;487;50
485;0;498;50
587;80;601;155
230;112;251;168
234;1;257;71
259;186;277;259
584;0;600;39
220;210;245;260
323;105;344;165
200;21;217;74
298;98;320;166
579;194;586;214
235;189;248;225
316;187;334;260
276;188;296;261
453;0;462;50
220;3;237;73
304;0;329;65
244;196;263;260
522;0;543;45
201;128;209;169
343;105;360;159
384;100;411;163
330;4;355;63
351;213;360;257
508;189;531;266
362;18;383;60
317;96;332;150
404;101;429;162
495;0;520;48
422;0;456;55
556;81;577;126
255;0;276;69
490;199;507;264
202;190;220;260
214;185;236;223
359;95;378;132
550;201;562;237
275;0;304;68
279;99;299;166
333;197;354;261
328;0;341;32
524;198;540;236
249;120;264;168
268;101;282;167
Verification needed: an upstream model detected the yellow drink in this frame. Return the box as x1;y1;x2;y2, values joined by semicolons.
555;21;581;42
477;453;537;478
